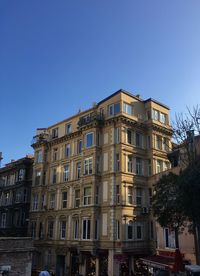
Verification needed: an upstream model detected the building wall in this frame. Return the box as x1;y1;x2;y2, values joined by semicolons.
30;89;172;275
0;237;33;276
0;156;33;237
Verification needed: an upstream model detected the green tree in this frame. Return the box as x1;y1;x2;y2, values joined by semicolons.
152;172;187;248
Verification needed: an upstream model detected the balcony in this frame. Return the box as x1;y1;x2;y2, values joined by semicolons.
31;133;49;146
78;112;104;128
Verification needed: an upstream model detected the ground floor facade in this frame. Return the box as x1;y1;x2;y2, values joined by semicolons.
32;241;155;276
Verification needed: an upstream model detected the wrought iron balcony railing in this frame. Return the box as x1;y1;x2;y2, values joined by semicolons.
78;112;104;128
31;133;50;146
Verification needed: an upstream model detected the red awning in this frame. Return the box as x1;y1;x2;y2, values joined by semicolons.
140;255;174;271
140;249;184;273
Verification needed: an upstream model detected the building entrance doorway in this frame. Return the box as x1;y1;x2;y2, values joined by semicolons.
56;255;65;276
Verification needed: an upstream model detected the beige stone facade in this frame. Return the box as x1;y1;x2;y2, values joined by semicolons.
30;89;172;276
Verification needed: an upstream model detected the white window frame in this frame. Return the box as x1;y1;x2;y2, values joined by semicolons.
127;186;133;204
83;187;92;206
62;191;68;208
84;157;93;175
65;123;72;135
63;164;70;182
82;218;91;240
123;102;133;115
86;132;94;148
60;220;66;239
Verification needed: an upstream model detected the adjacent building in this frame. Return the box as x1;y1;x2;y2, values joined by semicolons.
30;89;172;276
0;156;33;237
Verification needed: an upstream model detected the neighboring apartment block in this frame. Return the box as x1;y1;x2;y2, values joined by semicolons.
0;156;33;237
30;89;172;276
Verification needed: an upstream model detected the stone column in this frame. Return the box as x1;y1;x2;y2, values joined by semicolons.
108;249;114;276
95;257;99;276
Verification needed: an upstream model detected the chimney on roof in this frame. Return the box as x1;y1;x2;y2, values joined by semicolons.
136;94;140;99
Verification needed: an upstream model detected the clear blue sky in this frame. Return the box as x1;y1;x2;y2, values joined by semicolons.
1;0;200;165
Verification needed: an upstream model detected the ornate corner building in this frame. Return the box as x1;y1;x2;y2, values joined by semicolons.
30;89;172;276
0;156;33;237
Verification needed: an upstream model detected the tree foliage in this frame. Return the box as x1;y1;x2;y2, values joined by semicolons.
152;172;187;231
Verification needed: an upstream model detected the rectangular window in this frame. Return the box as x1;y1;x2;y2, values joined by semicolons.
136;188;142;206
63;164;70;182
96;156;101;174
83;187;92;205
35;170;41;186
52;128;58;138
149;188;152;206
1;213;6;228
148;159;152;176
95;219;99;240
49;193;55;209
160;112;166;124
52;168;57;184
84;157;93;175
127;186;133;204
65;123;72;134
82;218;91;240
32;194;38;210
62;192;67;208
41;194;46;210
136;132;142;148
114;127;120;144
116;153;120;172
36;150;43;163
116;220;120;240
147;136;151;148
108;102;120;116
77;140;82;154
48;221;54;239
18;169;25;181
136;225;142;239
128;222;133;239
23;188;27;202
116;185;120;204
74;219;79;239
75;189;80;208
76;162;81;179
123;102;133;115
127;129;133;144
163;161;169;171
39;222;44;239
136;157;142;175
60;221;66;239
156;160;162;173
86;132;94;148
152;109;159;121
15;191;21;203
95;186;99;205
128;155;134;173
31;221;36;239
156;135;162;150
164;228;175;248
163;137;169;152
53;148;58;161
64;144;70;158
150;221;154;239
